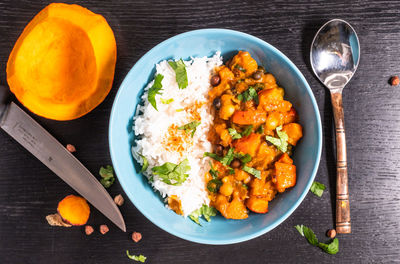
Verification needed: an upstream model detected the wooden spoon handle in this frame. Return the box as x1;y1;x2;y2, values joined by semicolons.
331;91;351;234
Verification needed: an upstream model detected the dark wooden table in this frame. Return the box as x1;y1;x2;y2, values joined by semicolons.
1;0;399;263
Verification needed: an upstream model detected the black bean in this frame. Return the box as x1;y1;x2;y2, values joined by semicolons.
210;75;221;86
252;71;263;80
213;97;221;110
230;159;241;168
215;144;224;156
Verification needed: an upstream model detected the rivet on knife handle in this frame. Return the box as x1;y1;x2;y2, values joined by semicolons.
331;91;351;234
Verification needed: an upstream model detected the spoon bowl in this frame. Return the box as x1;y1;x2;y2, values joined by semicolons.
311;19;360;91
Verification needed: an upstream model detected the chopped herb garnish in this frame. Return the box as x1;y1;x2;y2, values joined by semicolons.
176;108;184;112
310;181;326;197
204;152;222;161
178;121;201;137
228;128;242;139
237;87;258;103
99;165;115;188
151;159;190;186
234;153;252;164
265;125;289;153
242;165;261;179
189;204;217;225
160;98;174;104
208;161;219;179
220;148;235;166
242;125;253;137
148;74;164;111
294;225;339;255
234;64;247;72
257;124;265;134
242;183;248;189
168;59;188;89
138;154;148;173
207;179;222;193
126;250;147;262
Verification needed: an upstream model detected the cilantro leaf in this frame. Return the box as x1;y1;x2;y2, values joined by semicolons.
295;225;305;236
207;179;222;193
228;128;242;139
99;165;115;188
178;121;201;137
160;98;174;104
295;225;339;255
220;148;235;166
168;59;188;89
237;87;258;103
257;125;264;134
318;238;339;255
242;165;261;179
138;154;148;173
303;225;319;246
234;153;252;164
234;64;247;72
265;125;289;153
148;74;164;111
151;159;190;186
208;161;219;179
310;181;326;197
189;204;217;225
204;152;222;161
242;125;253;137
126;250;147;262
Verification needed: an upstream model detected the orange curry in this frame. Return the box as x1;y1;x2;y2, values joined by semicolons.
205;51;303;219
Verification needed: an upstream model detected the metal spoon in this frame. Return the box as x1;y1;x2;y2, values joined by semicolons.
310;19;360;234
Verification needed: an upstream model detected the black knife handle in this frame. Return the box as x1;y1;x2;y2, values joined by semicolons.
0;85;10;119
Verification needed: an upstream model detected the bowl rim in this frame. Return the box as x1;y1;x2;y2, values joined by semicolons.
109;28;322;245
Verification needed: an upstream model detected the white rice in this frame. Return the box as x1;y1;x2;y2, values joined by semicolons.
132;52;222;216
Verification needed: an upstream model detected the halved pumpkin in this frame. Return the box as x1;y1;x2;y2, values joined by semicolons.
6;3;116;120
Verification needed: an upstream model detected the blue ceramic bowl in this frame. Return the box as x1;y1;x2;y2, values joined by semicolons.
109;29;322;245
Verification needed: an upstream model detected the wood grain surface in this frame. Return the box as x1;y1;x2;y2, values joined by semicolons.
1;0;400;263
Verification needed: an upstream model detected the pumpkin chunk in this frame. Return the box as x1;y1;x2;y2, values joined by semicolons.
273;162;296;193
7;3;116;120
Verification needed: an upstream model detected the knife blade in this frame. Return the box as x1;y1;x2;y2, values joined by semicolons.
0;101;126;232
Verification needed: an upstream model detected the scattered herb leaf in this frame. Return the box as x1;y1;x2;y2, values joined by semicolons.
237;87;258;103
148;74;164;111
208;161;219;179
234;64;247;72
228;128;242;139
126;250;147;262
318;238;339;255
220;148;235;166
99;165;115;188
265;125;289;153
189;204;217;225
151;159;190;186
207;179;222;193
204;152;222;161
168;59;188;89
138;154;148;173
178;121;201;137
160;98;174;104
242;165;261;179
234;153;252;164
294;225;339;255
242;125;253;137
310;181;326;197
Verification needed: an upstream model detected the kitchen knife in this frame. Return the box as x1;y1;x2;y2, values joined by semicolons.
0;85;126;232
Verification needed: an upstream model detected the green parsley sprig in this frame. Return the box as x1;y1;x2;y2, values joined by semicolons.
189;204;217;225
178;121;201;137
266;125;289;153
99;165;115;188
294;225;339;255
148;74;164;111
168;59;188;89
126;250;147;262
310;181;326;197
151;159;190;186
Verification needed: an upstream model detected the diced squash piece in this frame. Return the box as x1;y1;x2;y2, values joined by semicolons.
232;110;267;125
234;169;250;181
215;195;248;219
219;94;236;120
7;3;117;120
262;73;277;89
278;153;293;164
258;88;292;112
282;123;303;146
246;196;269;213
265;111;284;131
168;195;183;215
273;162;296;192
233;133;261;157
57;195;90;226
283;107;298;124
250;142;278;170
229;51;258;78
